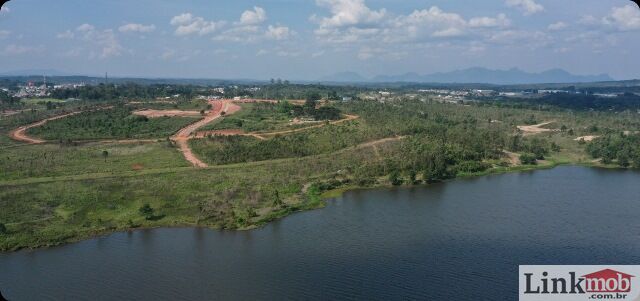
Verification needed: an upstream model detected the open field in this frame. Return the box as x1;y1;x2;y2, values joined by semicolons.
1;95;640;251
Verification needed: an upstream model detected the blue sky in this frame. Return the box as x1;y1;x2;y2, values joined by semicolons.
0;0;638;80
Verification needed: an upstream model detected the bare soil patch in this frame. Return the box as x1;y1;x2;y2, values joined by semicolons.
133;109;202;118
574;135;599;142
517;121;559;136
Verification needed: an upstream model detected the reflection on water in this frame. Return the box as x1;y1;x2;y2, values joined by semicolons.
1;166;640;300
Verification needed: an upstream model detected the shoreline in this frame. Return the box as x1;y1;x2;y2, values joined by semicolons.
0;160;628;254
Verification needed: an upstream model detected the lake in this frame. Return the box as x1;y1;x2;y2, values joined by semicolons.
1;166;640;300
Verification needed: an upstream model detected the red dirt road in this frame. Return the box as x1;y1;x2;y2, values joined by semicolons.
171;100;241;167
9;111;85;144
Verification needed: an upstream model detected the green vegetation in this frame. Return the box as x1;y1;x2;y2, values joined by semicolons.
27;106;199;140
201;102;296;132
1;81;640;252
587;133;640;167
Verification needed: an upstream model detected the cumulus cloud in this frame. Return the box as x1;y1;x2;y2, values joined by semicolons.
265;25;293;40
602;5;640;31
119;23;156;33
239;7;267;25
71;24;124;58
214;7;293;42
314;0;386;29
505;0;544;16
314;2;513;44
76;23;96;32
170;13;224;36
469;14;511;28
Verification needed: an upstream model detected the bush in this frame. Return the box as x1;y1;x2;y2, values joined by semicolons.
455;161;491;173
388;170;403;186
519;153;537;165
0;223;6;234
139;204;154;220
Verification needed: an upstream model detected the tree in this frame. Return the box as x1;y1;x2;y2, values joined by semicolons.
408;170;418;184
139;204;154;220
272;190;283;207
519;153;537;165
102;150;109;162
0;222;6;234
388;170;403;186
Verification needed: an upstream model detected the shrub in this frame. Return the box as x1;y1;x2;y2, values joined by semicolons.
519;153;537;165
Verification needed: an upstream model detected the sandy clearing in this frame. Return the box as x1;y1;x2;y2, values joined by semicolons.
517;121;558;136
574;135;599;142
133;109;203;118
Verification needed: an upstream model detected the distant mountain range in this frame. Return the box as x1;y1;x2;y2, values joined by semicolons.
319;67;614;85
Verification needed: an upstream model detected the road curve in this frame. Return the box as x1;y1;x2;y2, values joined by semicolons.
171;100;241;168
9;111;85;144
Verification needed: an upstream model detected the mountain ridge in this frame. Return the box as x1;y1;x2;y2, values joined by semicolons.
320;67;614;85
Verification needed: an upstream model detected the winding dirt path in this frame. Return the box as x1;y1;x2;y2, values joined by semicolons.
9;111;89;144
170;100;242;168
258;114;359;137
8;99;359;169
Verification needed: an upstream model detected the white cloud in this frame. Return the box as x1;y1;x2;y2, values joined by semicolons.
314;0;386;29
56;30;75;39
265;25;293;40
547;22;568;31
119;23;156;33
314;3;512;44
76;23;96;32
171;13;194;26
602;5;640;31
505;0;544;16
469;14;511;28
170;13;224;36
239;7;267;25
71;24;124;59
0;6;9;14
0;30;10;39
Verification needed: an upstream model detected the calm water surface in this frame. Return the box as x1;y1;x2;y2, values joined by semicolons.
1;166;640;300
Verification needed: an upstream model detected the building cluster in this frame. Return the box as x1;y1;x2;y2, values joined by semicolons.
14;82;50;98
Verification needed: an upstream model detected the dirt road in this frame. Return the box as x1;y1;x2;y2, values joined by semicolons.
171;100;242;167
258;114;359;137
9;111;85;144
